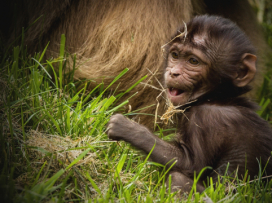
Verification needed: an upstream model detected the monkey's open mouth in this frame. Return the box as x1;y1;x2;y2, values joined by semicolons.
168;87;184;96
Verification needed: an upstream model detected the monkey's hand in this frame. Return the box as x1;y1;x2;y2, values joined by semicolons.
107;114;148;142
107;114;185;170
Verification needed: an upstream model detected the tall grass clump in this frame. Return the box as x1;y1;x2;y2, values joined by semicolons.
1;34;272;202
257;13;272;123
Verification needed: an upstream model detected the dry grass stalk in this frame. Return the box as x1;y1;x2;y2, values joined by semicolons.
161;21;187;55
161;99;197;125
161;103;185;125
26;130;96;166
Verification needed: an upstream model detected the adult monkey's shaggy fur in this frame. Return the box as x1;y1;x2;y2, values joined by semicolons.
3;0;267;129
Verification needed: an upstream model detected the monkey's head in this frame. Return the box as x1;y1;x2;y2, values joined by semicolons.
164;15;257;106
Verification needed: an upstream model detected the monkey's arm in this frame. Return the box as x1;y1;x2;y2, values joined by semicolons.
107;114;192;170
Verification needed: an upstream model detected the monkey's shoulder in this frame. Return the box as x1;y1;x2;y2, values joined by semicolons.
188;98;264;128
179;100;272;154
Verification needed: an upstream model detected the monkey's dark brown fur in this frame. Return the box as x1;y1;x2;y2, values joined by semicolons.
107;15;272;192
4;0;267;129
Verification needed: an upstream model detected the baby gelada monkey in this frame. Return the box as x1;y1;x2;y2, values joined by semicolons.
107;15;272;192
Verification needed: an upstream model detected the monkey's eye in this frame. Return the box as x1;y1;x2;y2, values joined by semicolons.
171;51;179;59
188;58;199;65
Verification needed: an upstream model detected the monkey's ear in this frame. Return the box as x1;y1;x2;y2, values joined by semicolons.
233;53;257;87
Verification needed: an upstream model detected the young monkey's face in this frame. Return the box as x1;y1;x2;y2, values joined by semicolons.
164;37;210;106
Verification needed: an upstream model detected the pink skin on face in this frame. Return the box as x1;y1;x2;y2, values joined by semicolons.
165;39;210;106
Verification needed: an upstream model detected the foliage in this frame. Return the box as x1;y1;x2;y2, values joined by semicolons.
1;28;272;202
248;0;272;121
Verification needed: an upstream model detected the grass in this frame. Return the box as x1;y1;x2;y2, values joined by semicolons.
1;35;272;202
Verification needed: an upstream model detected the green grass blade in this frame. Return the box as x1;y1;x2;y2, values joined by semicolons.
257;98;270;116
59;34;66;88
65;148;91;170
86;172;102;195
114;150;128;179
102;68;129;93
32;57;52;79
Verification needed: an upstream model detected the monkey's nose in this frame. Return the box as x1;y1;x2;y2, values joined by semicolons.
170;69;181;77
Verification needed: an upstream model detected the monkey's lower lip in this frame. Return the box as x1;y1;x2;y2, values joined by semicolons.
167;88;185;105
